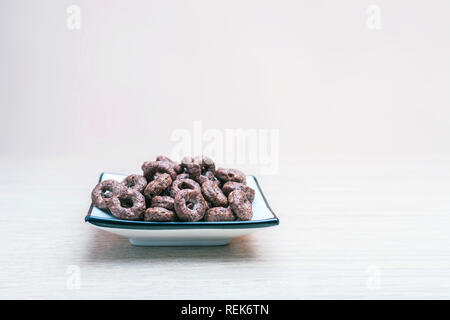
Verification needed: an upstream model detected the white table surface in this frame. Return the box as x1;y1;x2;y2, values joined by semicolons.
1;155;449;299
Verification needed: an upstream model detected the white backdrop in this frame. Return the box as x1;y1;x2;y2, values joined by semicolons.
1;1;450;299
1;0;449;161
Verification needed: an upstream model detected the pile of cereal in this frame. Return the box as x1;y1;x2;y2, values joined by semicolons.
91;156;255;222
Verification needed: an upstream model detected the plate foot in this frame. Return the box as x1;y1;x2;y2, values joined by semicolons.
129;238;231;246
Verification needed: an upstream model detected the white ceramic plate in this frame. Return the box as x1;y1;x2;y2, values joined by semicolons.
85;172;279;246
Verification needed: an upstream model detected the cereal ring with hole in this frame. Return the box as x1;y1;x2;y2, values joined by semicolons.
144;207;177;222
175;173;190;180
215;168;246;184
201;180;228;207
174;189;208;222
109;189;146;220
194;155;216;173
195;170;217;185
170;178;201;198
151;196;175;211
156;155;183;174
222;181;255;202
180;156;202;179
91;180;126;210
204;207;235;222
121;174;147;193
141;161;177;181
228;190;253;221
185;155;216;184
144;173;172;198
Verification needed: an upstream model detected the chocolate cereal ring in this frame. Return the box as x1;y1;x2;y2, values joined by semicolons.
144;207;176;222
142;160;177;181
215;168;246;184
174;189;208;222
175;173;190;180
228;190;253;221
91;179;126;210
180;156;202;179
182;155;216;184
144;173;172;198
121;174;147;193
156;155;183;174
201;180;228;207
222;181;255;202
194;155;216;173
151;196;175;211
202;155;215;171
195;171;216;185
204;207;235;222
109;189;146;220
170;178;201;198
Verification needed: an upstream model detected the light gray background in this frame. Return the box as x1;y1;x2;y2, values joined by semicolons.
1;1;450;299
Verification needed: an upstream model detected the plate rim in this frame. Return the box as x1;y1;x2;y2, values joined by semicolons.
85;172;279;230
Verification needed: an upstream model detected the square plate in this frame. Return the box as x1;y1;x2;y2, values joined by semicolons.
85;172;279;246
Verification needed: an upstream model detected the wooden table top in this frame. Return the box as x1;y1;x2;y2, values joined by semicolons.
1;155;449;299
